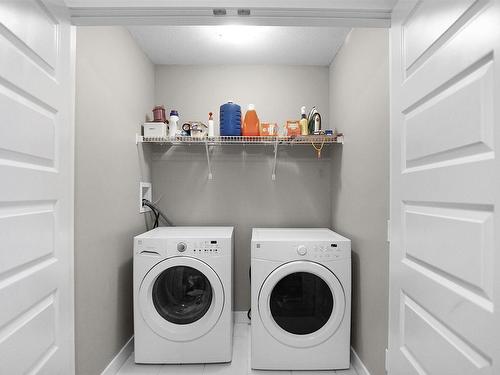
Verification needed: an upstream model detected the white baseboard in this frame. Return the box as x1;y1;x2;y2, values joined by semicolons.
234;310;250;323
351;347;371;375
101;336;134;375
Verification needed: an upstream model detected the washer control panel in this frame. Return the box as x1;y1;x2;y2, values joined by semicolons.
174;239;222;256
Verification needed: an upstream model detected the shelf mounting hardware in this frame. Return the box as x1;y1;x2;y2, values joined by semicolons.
271;137;279;181
205;139;213;180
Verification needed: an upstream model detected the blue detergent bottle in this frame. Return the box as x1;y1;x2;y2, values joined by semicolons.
219;101;241;136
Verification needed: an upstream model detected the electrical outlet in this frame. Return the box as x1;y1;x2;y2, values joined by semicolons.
140;182;152;213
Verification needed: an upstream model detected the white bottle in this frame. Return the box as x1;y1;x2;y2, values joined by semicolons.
208;112;215;137
169;110;179;137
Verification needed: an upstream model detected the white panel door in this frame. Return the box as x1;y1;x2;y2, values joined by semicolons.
0;1;74;374
388;0;500;374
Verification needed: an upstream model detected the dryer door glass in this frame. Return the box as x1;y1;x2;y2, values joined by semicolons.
269;272;333;335
152;266;213;325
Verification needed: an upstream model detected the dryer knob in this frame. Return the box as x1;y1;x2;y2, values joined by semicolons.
177;242;187;252
297;245;307;256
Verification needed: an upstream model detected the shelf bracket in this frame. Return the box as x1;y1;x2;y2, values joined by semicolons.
271;137;279;181
205;139;213;180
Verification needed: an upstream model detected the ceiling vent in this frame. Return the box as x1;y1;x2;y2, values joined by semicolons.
213;8;227;16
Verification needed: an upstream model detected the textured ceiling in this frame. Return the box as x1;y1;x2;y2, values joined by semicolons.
128;26;351;66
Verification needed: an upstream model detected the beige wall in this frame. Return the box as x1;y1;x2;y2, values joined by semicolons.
329;29;390;375
154;65;332;310
75;27;154;375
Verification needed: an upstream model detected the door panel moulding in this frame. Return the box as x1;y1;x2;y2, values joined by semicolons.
69;7;391;27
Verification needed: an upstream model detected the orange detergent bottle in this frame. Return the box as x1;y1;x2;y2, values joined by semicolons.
242;104;260;136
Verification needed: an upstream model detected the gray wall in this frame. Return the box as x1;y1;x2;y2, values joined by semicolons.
329;29;390;375
155;65;330;134
75;27;154;375
154;65;332;310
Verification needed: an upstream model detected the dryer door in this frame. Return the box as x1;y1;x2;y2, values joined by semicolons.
139;257;224;341
258;261;345;348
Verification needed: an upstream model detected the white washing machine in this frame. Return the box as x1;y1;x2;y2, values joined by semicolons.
133;227;233;364
251;228;351;371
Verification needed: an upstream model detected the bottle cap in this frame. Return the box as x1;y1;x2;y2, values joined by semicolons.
248;104;255;110
170;110;179;117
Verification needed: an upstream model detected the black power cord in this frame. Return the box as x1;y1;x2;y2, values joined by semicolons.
247;266;251;320
142;199;173;227
153;210;160;228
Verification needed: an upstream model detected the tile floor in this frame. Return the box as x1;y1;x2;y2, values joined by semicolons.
118;322;358;375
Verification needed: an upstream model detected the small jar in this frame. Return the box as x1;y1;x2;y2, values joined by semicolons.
153;105;166;122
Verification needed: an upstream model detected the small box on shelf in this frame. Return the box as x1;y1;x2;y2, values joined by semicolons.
143;122;167;138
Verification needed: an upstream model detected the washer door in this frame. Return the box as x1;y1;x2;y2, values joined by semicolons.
139;257;224;341
258;261;345;348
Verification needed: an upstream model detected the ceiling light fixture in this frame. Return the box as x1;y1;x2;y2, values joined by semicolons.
214;25;268;45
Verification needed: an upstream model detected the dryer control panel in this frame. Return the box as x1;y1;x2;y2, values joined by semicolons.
252;240;350;262
308;243;345;261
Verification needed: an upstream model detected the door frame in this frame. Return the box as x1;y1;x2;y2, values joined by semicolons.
64;0;394;27
59;1;394;373
64;2;500;374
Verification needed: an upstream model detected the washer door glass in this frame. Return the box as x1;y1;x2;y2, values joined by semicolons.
152;266;213;325
270;272;333;335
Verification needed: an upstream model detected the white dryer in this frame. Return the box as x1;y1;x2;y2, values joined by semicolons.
251;228;351;371
133;227;233;364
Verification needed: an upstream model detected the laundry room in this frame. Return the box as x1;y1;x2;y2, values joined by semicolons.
74;22;389;375
3;2;499;375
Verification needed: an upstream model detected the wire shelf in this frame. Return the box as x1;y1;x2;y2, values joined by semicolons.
137;135;344;145
136;133;344;181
